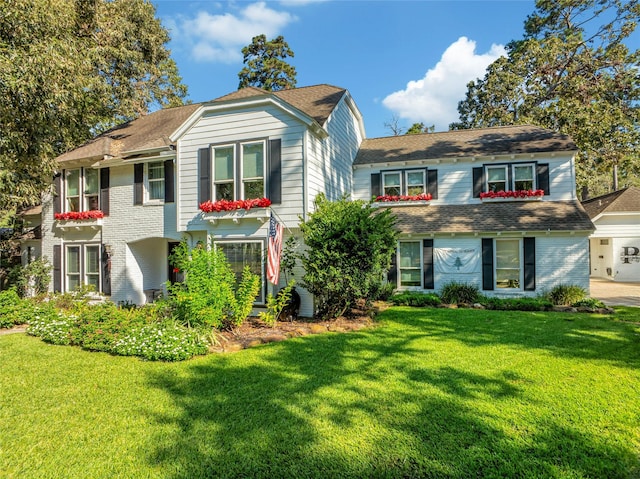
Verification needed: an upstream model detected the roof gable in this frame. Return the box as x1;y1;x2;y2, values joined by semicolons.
581;187;640;218
354;125;577;165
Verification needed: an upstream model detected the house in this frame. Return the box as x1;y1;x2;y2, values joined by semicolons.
352;125;595;295
582;187;640;282
38;84;594;315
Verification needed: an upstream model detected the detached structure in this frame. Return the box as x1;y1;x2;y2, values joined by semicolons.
582;187;640;281
35;84;595;315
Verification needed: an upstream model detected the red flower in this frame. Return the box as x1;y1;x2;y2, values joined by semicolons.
173;267;180;273
480;190;544;199
55;210;105;220
199;197;272;213
375;193;432;203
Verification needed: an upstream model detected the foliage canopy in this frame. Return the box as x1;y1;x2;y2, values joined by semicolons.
451;0;640;197
0;0;187;212
237;34;297;91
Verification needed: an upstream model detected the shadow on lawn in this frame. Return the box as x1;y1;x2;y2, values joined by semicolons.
145;312;638;478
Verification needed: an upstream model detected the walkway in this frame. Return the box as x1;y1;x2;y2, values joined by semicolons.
590;278;640;307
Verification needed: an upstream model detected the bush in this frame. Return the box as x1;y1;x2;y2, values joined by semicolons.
168;242;260;329
0;289;36;328
28;303;75;345
8;258;51;297
373;282;396;301
390;291;441;307
572;298;606;309
439;282;480;304
299;194;398;320
482;296;552;311
547;284;587;306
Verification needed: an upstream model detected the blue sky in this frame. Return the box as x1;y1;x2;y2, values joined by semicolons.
153;0;637;139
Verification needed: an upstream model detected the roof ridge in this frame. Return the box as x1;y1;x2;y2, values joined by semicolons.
364;124;553;141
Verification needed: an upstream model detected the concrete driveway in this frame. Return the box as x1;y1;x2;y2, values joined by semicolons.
590;278;640;307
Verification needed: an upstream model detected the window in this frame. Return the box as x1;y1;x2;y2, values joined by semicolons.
495;239;521;289
382;170;426;196
64;168;101;212
65;244;102;292
212;140;266;201
399;241;422;287
216;241;265;303
147;161;165;201
485;163;536;193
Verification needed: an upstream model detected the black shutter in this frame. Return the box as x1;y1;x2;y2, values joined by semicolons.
427;169;438;200
473;167;484;198
371;173;381;198
53;173;62;216
198;147;211;205
537;163;550;195
268;139;282;204
53;245;61;293
100;168;110;215
134;163;144;205
423;239;434;289
101;245;111;296
164;159;175;203
482;238;494;291
523;237;536;291
508;166;514;191
387;246;398;286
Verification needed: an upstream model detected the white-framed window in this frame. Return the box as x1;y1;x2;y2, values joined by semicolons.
212;140;266;201
215;241;265;303
64;168;101;212
485;164;536;193
495;239;521;289
146;161;165;201
382;170;426;196
65;243;101;292
213;144;236;201
398;241;422;287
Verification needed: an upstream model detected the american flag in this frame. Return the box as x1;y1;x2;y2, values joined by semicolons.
267;213;284;284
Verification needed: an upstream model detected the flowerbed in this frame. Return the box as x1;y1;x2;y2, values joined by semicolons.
480;189;544;199
199;197;271;213
54;210;104;220
375;193;432;202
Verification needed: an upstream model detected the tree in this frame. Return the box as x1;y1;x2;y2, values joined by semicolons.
299;194;398;320
237;34;297;91
451;0;640;197
384;114;404;136
0;0;187;213
406;122;435;135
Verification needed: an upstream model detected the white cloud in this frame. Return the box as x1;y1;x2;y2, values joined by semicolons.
382;37;505;131
172;2;297;63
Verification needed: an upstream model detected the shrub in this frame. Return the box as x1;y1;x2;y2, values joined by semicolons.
547;284;587;306
168;242;260;329
572;298;606;309
0;288;36;328
439;282;480;304
8;258;52;297
373;282;396;301
28;303;75;345
259;281;295;327
390;291;441;307
299;194;398;320
482;296;552;311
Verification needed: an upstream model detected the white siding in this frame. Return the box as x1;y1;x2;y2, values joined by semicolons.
536;235;591;293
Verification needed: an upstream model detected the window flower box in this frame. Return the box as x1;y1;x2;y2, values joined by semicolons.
55;210;104;230
200;198;271;224
373;193;432;207
480;190;544;201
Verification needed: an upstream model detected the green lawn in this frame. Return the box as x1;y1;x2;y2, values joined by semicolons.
1;307;639;478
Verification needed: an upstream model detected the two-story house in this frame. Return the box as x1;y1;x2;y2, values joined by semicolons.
39;84;594;316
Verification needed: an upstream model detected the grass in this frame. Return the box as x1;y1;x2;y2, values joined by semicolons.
1;306;639;478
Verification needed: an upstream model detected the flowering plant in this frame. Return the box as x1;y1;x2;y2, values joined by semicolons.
480;190;544;199
375;193;432;203
199;197;271;213
55;210;104;220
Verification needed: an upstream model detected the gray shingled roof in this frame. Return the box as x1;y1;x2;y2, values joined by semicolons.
57;85;348;164
57;103;201;163
354;125;577;165
581;187;640;218
211;84;347;126
387;201;594;234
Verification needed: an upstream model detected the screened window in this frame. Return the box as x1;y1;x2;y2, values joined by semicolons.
382;172;401;196
216;241;265;303
213;145;235;201
406;171;426;195
495;239;521;289
399;241;422;287
242;142;265;199
514;164;535;191
147;161;165;201
487;166;507;193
